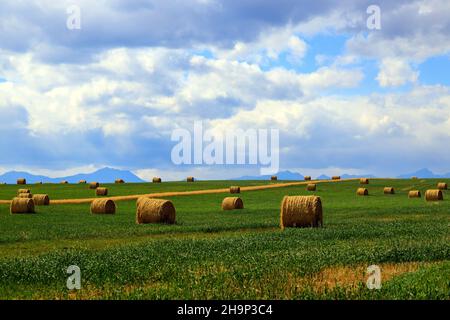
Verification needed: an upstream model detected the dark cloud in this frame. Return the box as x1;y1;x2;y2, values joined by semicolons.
2;0;446;63
0;0;353;60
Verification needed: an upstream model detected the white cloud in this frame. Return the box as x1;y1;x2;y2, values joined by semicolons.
211;25;307;65
376;58;419;87
296;66;364;92
345;0;450;62
294;8;363;37
201;85;450;174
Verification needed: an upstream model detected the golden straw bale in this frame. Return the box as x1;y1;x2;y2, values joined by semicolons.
153;177;162;183
136;198;176;224
360;178;369;184
89;182;99;189
79;180;87;184
222;197;244;210
304;176;312;181
437;182;448;190
115;179;125;184
280;195;323;229
10;198;35;214
271;176;277;181
90;199;116;214
357;188;369;196
96;187;108;196
17;178;26;185
33;194;50;205
17;193;33;198
60;181;68;184
332;176;341;180
408;190;421;198
229;186;240;194
17;189;30;195
186;177;194;182
306;184;316;191
384;187;395;194
425;189;443;201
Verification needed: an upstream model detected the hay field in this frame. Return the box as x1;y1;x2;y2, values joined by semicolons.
0;179;448;299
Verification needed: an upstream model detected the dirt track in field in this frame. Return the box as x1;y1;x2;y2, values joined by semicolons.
0;179;356;205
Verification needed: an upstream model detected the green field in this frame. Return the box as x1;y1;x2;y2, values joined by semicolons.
0;179;449;299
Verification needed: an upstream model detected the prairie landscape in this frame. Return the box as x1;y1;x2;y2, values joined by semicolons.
0;178;448;299
1;0;450;305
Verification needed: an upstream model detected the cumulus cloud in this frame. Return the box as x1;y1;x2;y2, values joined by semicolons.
376;58;419;87
202;85;450;175
0;0;343;62
0;43;364;172
211;25;308;66
345;0;450;61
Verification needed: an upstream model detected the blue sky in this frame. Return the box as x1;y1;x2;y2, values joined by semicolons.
0;0;449;180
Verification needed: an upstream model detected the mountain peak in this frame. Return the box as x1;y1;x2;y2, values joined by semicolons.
0;167;145;183
397;168;447;179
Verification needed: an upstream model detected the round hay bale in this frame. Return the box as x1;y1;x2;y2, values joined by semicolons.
332;176;341;180
79;180;87;184
33;194;50;206
411;176;418;179
425;189;443;201
306;183;316;191
17;189;30;195
384;187;395;194
90;199;116;214
408;190;421;198
437;182;448;190
186;176;194;182
153;177;162;183
60;180;68;184
17;193;33;198
89;182;99;189
222;197;244;210
115;179;125;184
96;187;108;196
280;195;323;229
17;178;26;185
360;178;369;184
271;176;278;181
10;198;35;214
304;176;312;181
357;188;369;196
136;198;176;224
229;186;240;194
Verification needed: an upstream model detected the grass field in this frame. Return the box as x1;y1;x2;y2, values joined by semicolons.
0;179;449;299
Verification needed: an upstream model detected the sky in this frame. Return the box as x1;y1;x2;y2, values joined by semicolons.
0;0;449;180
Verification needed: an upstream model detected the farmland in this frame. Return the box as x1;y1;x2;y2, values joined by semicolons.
0;179;449;299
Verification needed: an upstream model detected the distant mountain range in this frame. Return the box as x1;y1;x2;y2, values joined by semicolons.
0;167;145;184
396;168;450;179
234;170;376;180
234;170;305;180
0;167;448;184
234;169;449;180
